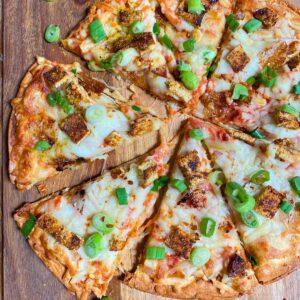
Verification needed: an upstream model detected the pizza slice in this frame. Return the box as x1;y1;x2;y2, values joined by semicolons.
190;118;300;283
9;57;164;190
14;142;172;299
62;0;233;110
197;0;300;145
126;118;257;298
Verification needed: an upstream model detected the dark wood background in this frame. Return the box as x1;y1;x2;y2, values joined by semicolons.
1;1;299;299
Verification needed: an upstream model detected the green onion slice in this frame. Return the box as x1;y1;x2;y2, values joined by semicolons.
146;246;166;260
89;19;106;43
129;21;146;34
21;213;37;237
132;105;141;112
250;170;270;184
44;24;60;43
241;210;259;228
243;18;262;33
249;128;265;139
208;170;225;186
189;128;205;140
177;61;192;72
115;187;128;205
259;66;278;87
280;201;293;214
293;83;300;95
280;104;299;118
188;0;205;15
232;83;249;100
289;176;300;196
84;232;106;258
248;255;258;266
34;140;51;151
190;247;210;267
92;213;115;235
226;14;239;32
183;38;196;52
246;76;256;86
71;68;77;75
88;61;103;72
162;34;174;51
171;178;187;193
153;22;160;36
180;71;199;90
151;176;169;192
206;63;217;77
225;181;242;199
47;92;57;106
55;90;75;115
200;217;216;237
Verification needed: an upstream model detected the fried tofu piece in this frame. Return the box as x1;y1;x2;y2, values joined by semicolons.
253;8;278;28
188;176;205;190
263;43;288;70
179;189;207;209
225;127;255;145
226;45;250;72
178;151;203;178
38;214;83;250
104;131;123;147
138;159;158;187
118;9;142;25
60;113;90;144
275;111;300;129
287;41;300;70
78;74;105;95
43;66;67;87
177;0;204;26
287;53;300;70
65;83;84;103
255;186;284;219
274;139;300;163
166;80;191;103
227;254;246;277
129;115;153;136
165;226;196;259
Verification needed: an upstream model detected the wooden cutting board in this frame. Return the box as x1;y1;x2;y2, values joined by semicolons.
2;1;299;299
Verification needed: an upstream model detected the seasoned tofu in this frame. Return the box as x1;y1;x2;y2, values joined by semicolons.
60;113;90;144
176;0;204;26
129;115;153;136
118;9;142;25
263;43;288;70
43;66;67;87
78;74;105;95
275;111;299;129
165;226;196;259
227;254;246;277
178;150;203;178
255;186;284;219
226;127;255;145
274;139;300;163
253;7;278;28
166;80;191;103
226;45;250;72
104;131;123;147
38;214;83;250
138;159;158;187
179;189;207;209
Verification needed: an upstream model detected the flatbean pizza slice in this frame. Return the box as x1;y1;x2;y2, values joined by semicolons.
191;118;300;283
197;0;300;145
9;57;164;190
126;119;257;298
14;142;171;299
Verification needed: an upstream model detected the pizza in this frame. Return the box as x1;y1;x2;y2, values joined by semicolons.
126;118;258;298
197;0;300;146
14;142;172;299
62;0;234;110
9;57;164;190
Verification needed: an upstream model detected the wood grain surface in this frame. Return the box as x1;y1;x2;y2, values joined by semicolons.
1;1;299;300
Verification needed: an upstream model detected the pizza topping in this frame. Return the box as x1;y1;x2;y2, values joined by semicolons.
241;210;259;228
274;138;300;162
153;22;160;36
84;232;106;258
89;19;106;43
78;74;105;94
249;128;265;139
232;83;248;100
21;213;37;238
190;247;210;267
151;176;169;192
161;34;174;51
146;246;166;260
171;178;188;193
262;43;289;70
226;45;250;73
129;115;153;136
43;66;67;87
287;52;300;70
104;131;123;147
34;140;51;151
180;71;199;90
250;170;270;184
129;21;146;34
226;14;239;32
47;90;75;115
280;201;293;214
293;84;300;95
92;213;115;235
208;170;225;186
200;217;216;237
177;0;205;26
255;186;284;219
60;113;90;144
253;8;278;28
179;189;207;208
187;0;205;15
275;111;299;130
183;38;196;52
243;18;262;33
178;150;204;178
189;129;205;140
115;187;128;205
258;66;278;87
44;24;60;43
165;226;196;259
290;177;300;196
227;254;246;277
38;214;83;250
119;10;141;26
166;80;192;102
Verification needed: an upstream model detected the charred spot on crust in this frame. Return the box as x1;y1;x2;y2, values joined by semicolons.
227;253;246;277
178;189;207;209
255;186;284;219
253;8;278;28
178;151;203;178
60;113;90;144
165;226;196;259
226;45;250;73
43;66;67;87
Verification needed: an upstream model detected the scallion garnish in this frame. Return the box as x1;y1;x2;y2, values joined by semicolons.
293;84;300;95
190;247;210;267
188;0;205;15
153;22;160;36
146;246;166;260
200;217;216;237
280;201;293;214
246;76;256;86
189;128;205;140
151;176;169;192
232;83;249;100
226;14;239;32
183;38;196;52
132;105;141;112
243;18;262;33
171;178;187;193
289;176;300;196
180;71;199;90
92;213;115;235
240;210;259;228
89;19;106;43
250;170;270;184
259;66;278;87
162;34;174;51
129;21;146;34
115;187;128;205
84;232;106;258
21;213;37;237
34;140;51;151
249;128;265;139
44;24;60;43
